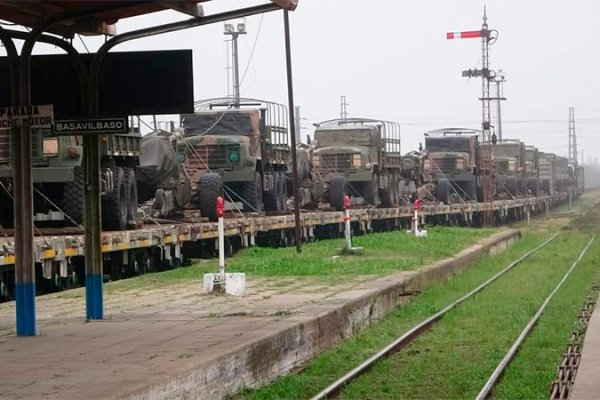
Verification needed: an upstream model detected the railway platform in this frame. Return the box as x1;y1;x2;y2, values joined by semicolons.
570;297;600;400
0;230;519;399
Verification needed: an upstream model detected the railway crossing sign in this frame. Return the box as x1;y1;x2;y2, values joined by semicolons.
52;117;128;135
0;104;54;129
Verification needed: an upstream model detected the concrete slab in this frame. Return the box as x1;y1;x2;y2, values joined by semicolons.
0;229;520;400
570;296;600;400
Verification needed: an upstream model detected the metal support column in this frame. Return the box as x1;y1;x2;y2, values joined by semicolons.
283;9;302;253
14;33;39;335
83;134;103;320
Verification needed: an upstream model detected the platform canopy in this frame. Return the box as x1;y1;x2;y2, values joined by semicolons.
0;0;297;36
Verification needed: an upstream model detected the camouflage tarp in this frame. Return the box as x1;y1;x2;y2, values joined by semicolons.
136;130;179;190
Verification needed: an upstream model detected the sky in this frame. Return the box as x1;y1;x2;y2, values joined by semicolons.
12;0;600;164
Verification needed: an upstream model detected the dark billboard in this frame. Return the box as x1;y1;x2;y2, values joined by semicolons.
0;49;194;118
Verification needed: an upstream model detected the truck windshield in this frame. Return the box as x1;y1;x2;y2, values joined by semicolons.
181;111;253;136
494;143;520;158
425;137;472;153
315;128;375;147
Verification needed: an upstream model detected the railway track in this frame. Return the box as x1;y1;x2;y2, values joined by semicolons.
311;233;596;399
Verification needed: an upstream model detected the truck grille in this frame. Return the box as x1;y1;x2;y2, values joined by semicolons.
320;153;352;172
496;161;509;174
187;144;239;169
0;130;42;162
430;157;456;174
0;131;9;161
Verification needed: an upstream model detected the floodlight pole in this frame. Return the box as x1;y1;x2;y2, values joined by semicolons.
283;9;302;253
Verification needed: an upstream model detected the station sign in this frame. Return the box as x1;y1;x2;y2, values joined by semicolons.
0;104;53;129
52;117;128;135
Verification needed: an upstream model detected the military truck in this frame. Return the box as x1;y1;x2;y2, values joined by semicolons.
422;128;482;204
538;152;557;195
523;145;540;195
398;150;430;204
491;139;525;198
286;143;323;209
136;129;191;218
0;128;140;231
311;118;402;210
178;98;290;221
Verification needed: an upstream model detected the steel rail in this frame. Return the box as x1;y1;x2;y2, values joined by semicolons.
475;235;596;400
311;232;562;400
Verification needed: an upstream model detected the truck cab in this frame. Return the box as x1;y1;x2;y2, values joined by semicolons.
178;98;290;220
491;140;525;197
0;128;139;230
312;118;401;209
423;128;481;203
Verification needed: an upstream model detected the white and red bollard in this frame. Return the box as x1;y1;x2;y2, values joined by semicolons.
408;198;428;237
203;196;246;296
339;195;363;254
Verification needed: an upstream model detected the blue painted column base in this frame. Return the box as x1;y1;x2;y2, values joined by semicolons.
16;282;36;336
85;274;103;320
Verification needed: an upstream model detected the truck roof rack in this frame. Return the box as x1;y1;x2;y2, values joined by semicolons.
424;127;481;137
193;97;289;130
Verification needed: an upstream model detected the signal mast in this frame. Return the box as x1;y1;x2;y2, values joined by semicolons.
447;7;499;226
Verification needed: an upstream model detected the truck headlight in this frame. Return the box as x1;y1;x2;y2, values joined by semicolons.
508;160;516;171
313;155;320;167
352;154;361;168
455;159;464;170
229;150;240;162
43;137;58;157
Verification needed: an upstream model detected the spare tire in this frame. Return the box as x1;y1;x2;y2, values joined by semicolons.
329;176;346;211
198;173;223;222
436;178;450;204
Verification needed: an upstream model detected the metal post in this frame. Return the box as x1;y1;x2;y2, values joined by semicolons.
294;105;301;145
232;32;240;105
344;195;351;249
496;79;503;142
283;9;302;253
83;135;103;320
217;196;225;279
14;33;39;336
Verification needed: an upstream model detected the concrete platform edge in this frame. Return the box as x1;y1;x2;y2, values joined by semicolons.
123;229;521;400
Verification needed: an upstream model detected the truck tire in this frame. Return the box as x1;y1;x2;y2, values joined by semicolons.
391;174;400;206
528;178;539;196
436;178;450;204
198;173;223;222
154;188;166;213
279;171;288;212
329;175;346;211
363;173;380;206
102;167;128;231
62;166;84;225
463;179;477;201
124;167;138;225
506;176;518;197
380;174;393;208
264;172;281;212
243;171;263;213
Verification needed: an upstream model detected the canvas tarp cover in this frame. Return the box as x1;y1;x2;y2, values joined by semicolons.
493;142;521;158
137;130;179;187
315;127;375;147
181;111;257;136
425;137;472;153
295;146;311;182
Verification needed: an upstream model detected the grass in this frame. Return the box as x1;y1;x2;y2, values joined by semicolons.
232;193;600;400
229;231;569;399
105;226;495;293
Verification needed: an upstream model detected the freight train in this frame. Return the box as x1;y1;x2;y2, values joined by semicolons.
0;101;585;302
136;116;583;217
